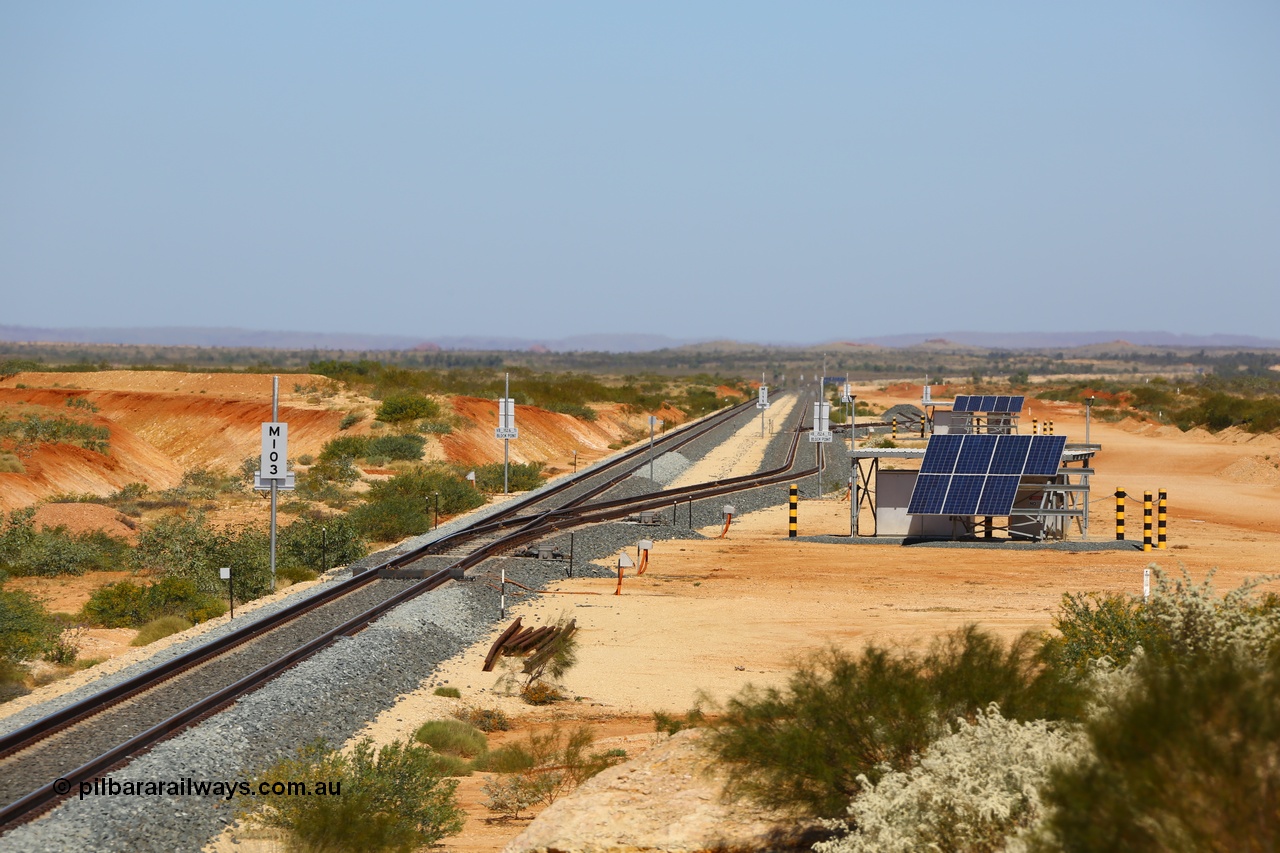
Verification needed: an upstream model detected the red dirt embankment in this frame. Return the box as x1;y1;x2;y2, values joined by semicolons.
0;372;346;512
441;397;686;471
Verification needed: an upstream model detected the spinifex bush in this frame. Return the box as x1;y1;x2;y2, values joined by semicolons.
240;738;465;853
130;615;193;646
453;705;510;732
473;461;546;493
705;626;1086;818
414;719;488;759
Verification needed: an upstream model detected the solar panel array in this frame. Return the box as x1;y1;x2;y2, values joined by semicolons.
907;434;1067;516
951;395;1025;413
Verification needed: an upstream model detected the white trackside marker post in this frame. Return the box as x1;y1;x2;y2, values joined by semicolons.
1143;567;1151;601
259;377;288;593
495;373;518;495
758;372;769;437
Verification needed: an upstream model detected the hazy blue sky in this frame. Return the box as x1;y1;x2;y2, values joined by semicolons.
2;3;1277;345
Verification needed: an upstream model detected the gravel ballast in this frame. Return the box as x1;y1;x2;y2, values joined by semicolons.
1;397;807;852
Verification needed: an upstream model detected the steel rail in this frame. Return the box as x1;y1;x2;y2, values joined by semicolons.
0;398;760;827
0;399;746;767
0;568;462;826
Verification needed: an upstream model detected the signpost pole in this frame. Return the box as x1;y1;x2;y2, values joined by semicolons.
270;376;278;593
649;415;655;481
504;373;510;495
221;567;233;619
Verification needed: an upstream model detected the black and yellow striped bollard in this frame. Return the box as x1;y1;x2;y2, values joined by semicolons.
1032;418;1039;435
1048;420;1054;435
789;484;798;539
892;417;898;438
1115;487;1125;541
1143;490;1153;552
1157;489;1167;549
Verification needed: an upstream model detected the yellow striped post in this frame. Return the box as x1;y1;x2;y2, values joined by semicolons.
1032;418;1039;435
1048;420;1054;435
1157;489;1167;549
1115;487;1125;541
789;484;798;539
892;417;898;438
1143;490;1153;552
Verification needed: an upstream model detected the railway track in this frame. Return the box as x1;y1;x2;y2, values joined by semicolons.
0;392;816;829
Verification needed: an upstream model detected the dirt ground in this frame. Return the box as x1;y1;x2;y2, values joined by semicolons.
6;371;1279;851
209;384;1280;853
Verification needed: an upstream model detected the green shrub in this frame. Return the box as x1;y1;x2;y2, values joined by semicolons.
473;461;547;493
135;514;274;599
433;686;461;698
275;565;318;584
130;615;193;646
0;584;58;666
239;738;465;852
414;719;489;758
817;706;1087;853
319;435;370;462
375;393;441;425
81;576;226;628
472;743;536;773
367;434;425;461
296;454;315;466
705;627;1086;817
0;508;132;578
0;412;110;454
0;657;31;703
547;402;598;421
279;514;367;573
1042;591;1153;674
1045;567;1280;673
1035;648;1280;852
0;453;22;474
339;411;363;430
350;467;485;541
423;752;473;778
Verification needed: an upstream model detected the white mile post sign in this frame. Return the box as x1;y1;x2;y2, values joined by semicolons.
261;422;288;479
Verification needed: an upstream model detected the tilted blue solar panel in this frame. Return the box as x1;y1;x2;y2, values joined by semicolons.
1009;396;1025;413
955;435;997;474
979;395;998;412
992;395;1011;412
990;435;1032;474
920;434;964;474
942;474;985;515
908;474;950;514
976;475;1021;516
1024;436;1067;476
952;395;971;412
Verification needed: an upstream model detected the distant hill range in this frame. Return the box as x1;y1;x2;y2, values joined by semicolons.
1;325;1277;353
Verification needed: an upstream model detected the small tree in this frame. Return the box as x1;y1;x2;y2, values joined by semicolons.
241;738;465;852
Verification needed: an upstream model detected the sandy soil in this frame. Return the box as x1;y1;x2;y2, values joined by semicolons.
211;384;1280;852
8;374;1280;852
